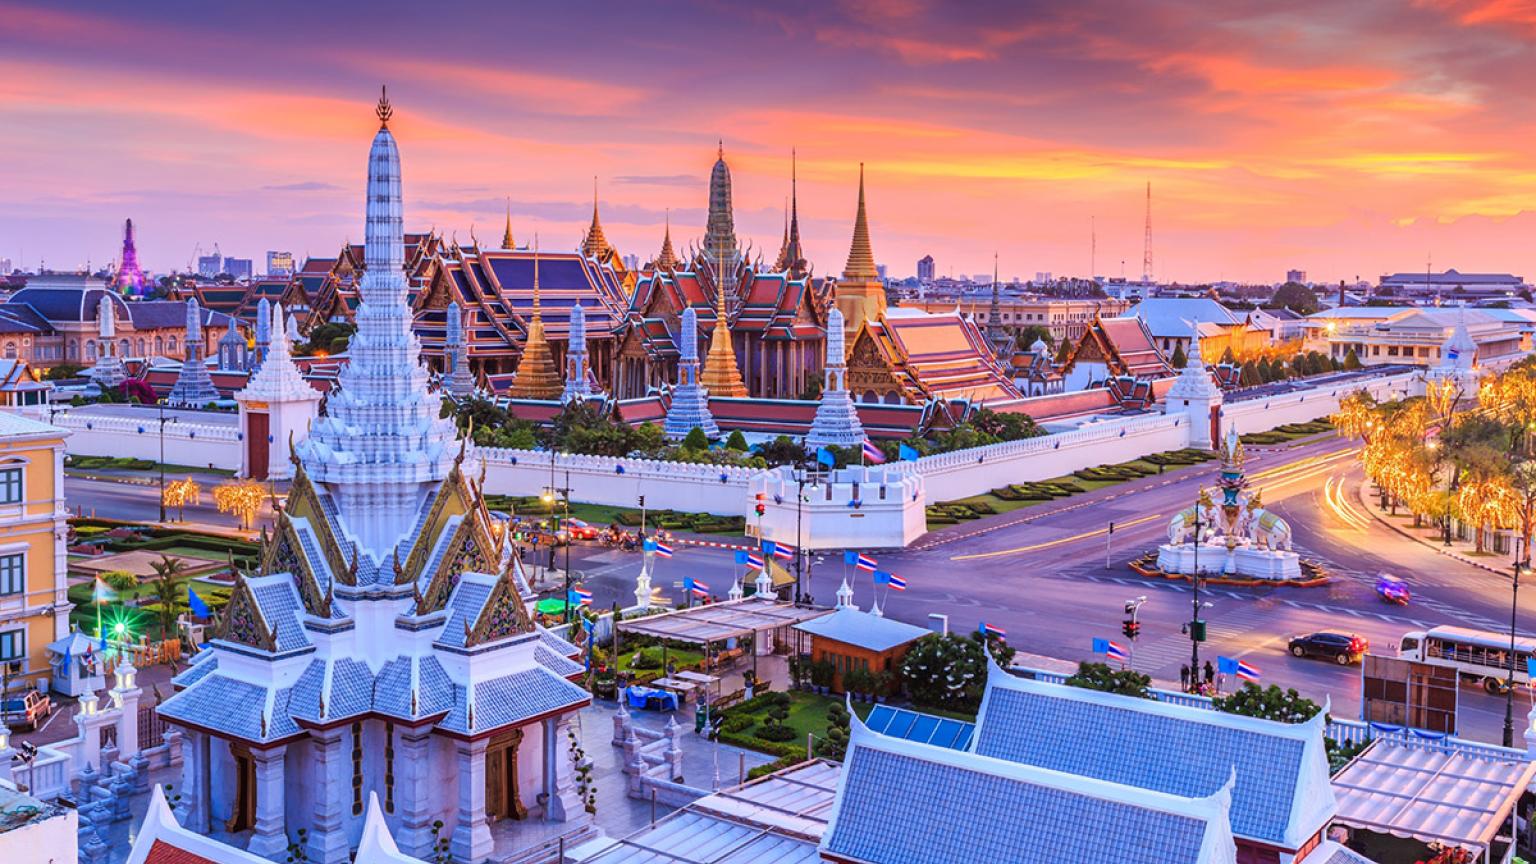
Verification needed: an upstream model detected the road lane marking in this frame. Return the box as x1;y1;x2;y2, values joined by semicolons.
949;513;1162;561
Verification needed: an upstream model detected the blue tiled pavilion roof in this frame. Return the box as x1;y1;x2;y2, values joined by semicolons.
823;719;1236;864
158;674;300;742
439;667;588;735
970;664;1335;849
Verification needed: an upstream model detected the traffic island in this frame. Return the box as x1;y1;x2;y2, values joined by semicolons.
1129;551;1331;587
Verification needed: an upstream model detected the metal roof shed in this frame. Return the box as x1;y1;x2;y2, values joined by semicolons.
1330;738;1536;861
617;597;832;646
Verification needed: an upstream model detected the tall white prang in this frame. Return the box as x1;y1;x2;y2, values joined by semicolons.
806;304;866;448
294;97;459;561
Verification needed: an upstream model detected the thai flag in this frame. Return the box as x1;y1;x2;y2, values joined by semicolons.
1235;660;1261;683
570;589;593;606
1105;641;1130;662
980;621;1007;640
862;438;885;464
690;579;710;598
735;550;765;569
887;574;907;591
763;541;794;561
653;541;674;559
854;554;878;573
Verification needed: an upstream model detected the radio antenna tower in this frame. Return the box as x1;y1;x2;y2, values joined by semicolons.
1141;181;1153;283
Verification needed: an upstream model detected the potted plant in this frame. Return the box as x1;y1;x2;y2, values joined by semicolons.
873;670;893;703
810;659;834;695
844;667;870;702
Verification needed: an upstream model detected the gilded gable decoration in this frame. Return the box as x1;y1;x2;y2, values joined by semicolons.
219;577;278;652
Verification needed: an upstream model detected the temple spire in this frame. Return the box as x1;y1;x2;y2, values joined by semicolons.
655;210;679;271
833;163;887;333
376;85;392;127
501;198;515;250
581;176;610;259
701;143;741;277
986;252;1009;358
700;245;748;398
842;163;878;282
782;149;807;278
509;235;562;400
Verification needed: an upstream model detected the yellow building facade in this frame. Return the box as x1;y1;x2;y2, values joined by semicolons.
0;412;69;692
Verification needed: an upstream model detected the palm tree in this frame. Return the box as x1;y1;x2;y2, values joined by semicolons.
148;554;188;645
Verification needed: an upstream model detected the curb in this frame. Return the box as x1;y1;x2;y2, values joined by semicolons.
1353;481;1514;578
1126;553;1331;588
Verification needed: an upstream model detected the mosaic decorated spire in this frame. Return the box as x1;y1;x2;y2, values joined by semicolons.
501;198;515;250
117;218;145;294
834;164;888;334
702;142;741;275
561;302;595;402
581;178;611;259
293;90;460;560
444;301;476;398
254;297;271;366
88;293;127;388
168;298;219;406
663;306;718;439
806;305;865;448
508;238;562;400
842;164;878;282
655;210;679;271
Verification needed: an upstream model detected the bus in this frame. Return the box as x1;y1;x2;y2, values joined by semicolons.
1396;625;1536;693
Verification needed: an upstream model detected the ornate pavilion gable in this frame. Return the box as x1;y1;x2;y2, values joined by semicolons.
218;576;279;652
1063;316;1117;371
400;460;489;580
274;463;354;584
463;565;535;647
846;322;917;403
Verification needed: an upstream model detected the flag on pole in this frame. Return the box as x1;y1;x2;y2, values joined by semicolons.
653;541;674;559
762;541;794;561
862;439;886;464
898;443;921;462
188;587;212;619
1217;656;1260;682
93;575;117;605
873;570;890;585
643;538;656;553
980;621;1007;640
816;447;836;467
887;574;907;591
735;550;765;568
1093;637;1129;660
569;589;593;606
685;578;709;598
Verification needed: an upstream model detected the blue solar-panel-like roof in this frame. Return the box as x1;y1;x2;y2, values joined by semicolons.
864;705;975;751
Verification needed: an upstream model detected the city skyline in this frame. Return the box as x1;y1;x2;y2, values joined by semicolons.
3;1;1536;283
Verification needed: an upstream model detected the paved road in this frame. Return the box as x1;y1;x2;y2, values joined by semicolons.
562;435;1532;744
67;437;1533;743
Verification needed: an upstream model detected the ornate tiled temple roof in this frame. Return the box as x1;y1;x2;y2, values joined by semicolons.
848;310;1021;404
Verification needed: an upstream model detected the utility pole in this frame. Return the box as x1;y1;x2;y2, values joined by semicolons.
1504;533;1528;747
562;468;573;626
1142;181;1153;284
1186;507;1207;691
156;403;176;523
1104;521;1114;569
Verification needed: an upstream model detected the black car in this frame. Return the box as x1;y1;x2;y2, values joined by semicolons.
1287;632;1368;665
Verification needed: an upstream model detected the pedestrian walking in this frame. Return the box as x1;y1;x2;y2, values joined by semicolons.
1203;661;1215;685
1180;664;1190;691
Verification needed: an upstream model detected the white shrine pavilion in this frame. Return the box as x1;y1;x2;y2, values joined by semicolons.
156;90;590;864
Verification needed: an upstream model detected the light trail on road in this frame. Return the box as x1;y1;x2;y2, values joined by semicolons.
950;513;1162;560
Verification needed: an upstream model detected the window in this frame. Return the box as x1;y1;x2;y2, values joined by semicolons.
0;629;22;662
0;554;22;595
0;468;20;504
351;721;364;815
384;722;395;813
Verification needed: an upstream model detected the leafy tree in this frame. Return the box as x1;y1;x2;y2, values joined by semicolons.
1219;346;1236;365
148;555;188;642
294;321;355;356
1268;282;1321;315
757;435;806;467
44;363;85;381
723;429;748;452
1170;342;1188;369
1054;339;1071;364
1239;362;1262;387
1342;348;1362;370
797;377;823;401
817;700;851;760
899;633;1013;710
1065;662;1151;698
1213;683;1322;724
632;422;665;456
681;427;711;451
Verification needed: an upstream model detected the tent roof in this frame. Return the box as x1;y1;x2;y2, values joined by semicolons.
617;596;832;644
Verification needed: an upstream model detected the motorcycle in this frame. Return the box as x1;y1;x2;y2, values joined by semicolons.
1375;573;1411;606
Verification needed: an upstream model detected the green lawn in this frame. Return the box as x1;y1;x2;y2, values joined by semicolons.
732;691;874;745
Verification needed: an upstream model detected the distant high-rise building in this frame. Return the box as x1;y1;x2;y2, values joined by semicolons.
197;253;223;278
266;251;295;277
917;255;935;282
224;257;253;281
622;253;639;271
1285;269;1306;284
1035;272;1053;284
0;258;11;275
877;264;888;281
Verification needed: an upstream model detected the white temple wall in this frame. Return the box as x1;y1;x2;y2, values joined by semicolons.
913;413;1190;503
285;738;318;844
1063;360;1109;391
1218;370;1422;437
478;448;754;516
208;736;238;828
24;408;242;468
518;720;545;816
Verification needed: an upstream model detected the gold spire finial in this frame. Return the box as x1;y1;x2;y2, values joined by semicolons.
376;86;393;126
842;163;878;282
502;198;514;250
581;178;611;258
509;232;562;400
700;239;748;397
718;139;724;160
656;209;679;270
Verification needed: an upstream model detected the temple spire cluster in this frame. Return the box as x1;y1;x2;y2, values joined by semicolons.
168;298;220;406
664;305;719;439
581;177;612;260
700;248;749;398
833;163;888;334
806;304;865;447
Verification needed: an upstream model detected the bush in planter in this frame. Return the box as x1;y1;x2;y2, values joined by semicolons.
757;701;796;742
817;701;851;760
719;714;755;734
809;659;835;691
1064;662;1151;698
102;570;140;593
842;667;873;699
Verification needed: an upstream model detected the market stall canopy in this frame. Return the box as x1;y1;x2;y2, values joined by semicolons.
617;596;832;645
1330;738;1536;855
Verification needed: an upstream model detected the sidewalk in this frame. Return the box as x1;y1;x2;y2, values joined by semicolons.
1354;480;1516;578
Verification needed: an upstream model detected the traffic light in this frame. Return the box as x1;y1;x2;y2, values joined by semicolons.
638;495;645;508
1121;619;1134;638
754;492;766;517
1127;620;1141;639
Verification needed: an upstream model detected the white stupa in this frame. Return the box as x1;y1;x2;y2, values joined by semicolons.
235;302;322;480
167;298;220;407
88;293;128;389
806;305;866;448
443;301;476;399
663;306;719;439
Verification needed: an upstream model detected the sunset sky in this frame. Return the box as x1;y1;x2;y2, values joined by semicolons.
3;0;1535;283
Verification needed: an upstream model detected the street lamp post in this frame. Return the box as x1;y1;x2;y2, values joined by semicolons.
562;468;573;625
1504;533;1529;747
1188;507;1206;691
156;403;177;522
